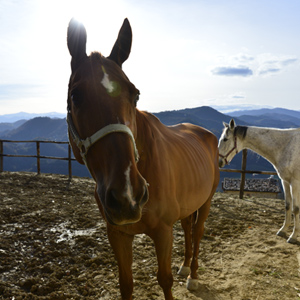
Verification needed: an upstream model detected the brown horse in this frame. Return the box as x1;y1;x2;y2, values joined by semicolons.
66;18;219;300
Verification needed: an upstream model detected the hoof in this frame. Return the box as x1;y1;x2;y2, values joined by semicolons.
177;265;190;277
187;276;198;291
277;230;287;238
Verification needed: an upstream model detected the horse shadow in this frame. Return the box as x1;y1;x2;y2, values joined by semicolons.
172;280;221;300
189;283;222;300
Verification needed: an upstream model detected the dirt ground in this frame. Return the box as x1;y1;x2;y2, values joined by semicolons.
0;172;300;300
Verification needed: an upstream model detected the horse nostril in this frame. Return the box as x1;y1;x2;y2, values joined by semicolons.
219;158;224;168
139;185;149;206
106;188;122;211
107;183;148;212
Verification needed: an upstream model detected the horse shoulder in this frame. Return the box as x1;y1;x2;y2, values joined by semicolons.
270;129;300;181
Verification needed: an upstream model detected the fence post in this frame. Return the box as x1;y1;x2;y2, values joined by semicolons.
68;144;72;180
36;141;40;175
0;140;3;172
239;149;248;199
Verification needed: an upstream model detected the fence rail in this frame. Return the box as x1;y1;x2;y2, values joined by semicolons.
0;140;278;198
0;139;75;179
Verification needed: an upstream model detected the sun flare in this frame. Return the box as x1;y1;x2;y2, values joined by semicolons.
69;0;127;55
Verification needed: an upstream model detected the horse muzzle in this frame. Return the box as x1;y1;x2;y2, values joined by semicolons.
219;157;226;168
99;181;149;226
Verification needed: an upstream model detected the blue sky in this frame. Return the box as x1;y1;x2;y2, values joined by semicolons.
0;0;299;115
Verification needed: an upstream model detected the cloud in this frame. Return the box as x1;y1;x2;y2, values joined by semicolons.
233;53;255;63
256;54;298;77
232;95;245;99
211;66;253;77
211;53;298;78
258;68;281;76
280;58;298;66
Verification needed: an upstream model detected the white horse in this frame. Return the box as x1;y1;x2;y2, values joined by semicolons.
218;119;300;244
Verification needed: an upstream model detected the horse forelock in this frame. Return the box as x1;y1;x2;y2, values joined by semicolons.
224;127;229;136
89;51;132;83
90;51;103;61
234;126;248;139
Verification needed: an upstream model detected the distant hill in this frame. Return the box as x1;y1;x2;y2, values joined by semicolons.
0;112;66;123
226;107;300;128
1;107;241;141
0;116;89;178
154;106;247;137
228;107;300;119
1;117;68;141
0;120;27;134
236;113;300;128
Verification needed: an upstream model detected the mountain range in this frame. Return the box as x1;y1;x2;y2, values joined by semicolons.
228;107;300;118
0;112;66;123
1;106;299;189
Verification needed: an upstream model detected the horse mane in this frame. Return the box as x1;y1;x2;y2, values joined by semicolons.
234;126;248;139
137;110;162;141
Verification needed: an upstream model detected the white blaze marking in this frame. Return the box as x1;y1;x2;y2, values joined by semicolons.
101;72;115;93
124;162;136;206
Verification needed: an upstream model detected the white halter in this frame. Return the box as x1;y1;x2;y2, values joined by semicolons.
67;112;139;170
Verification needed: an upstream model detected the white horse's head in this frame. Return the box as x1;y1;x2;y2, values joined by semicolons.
218;119;238;168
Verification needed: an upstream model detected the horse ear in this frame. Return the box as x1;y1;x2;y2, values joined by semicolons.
223;121;229;128
108;18;132;68
229;119;236;130
67;18;87;70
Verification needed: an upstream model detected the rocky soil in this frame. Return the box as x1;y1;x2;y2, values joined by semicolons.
0;172;300;300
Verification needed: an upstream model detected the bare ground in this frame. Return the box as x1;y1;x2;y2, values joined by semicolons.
0;172;300;300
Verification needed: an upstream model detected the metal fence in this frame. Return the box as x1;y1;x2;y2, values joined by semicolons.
0;140;278;198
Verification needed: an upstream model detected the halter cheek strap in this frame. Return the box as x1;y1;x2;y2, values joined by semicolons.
67;112;139;170
219;136;238;165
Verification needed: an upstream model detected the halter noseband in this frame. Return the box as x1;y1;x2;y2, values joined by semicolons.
219;136;238;165
67;112;139;170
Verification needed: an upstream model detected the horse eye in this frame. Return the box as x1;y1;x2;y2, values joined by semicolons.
224;138;228;142
134;92;140;106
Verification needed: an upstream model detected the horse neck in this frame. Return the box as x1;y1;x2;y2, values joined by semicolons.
239;126;283;165
135;110;164;165
135;110;156;159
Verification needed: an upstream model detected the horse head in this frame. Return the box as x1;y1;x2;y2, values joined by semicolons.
218;119;239;167
67;18;149;226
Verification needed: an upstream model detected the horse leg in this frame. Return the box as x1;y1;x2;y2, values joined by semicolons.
277;180;292;238
187;198;211;291
107;225;134;300
178;215;193;277
150;225;174;300
287;181;300;244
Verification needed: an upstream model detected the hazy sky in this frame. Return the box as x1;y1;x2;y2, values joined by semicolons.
1;0;299;115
